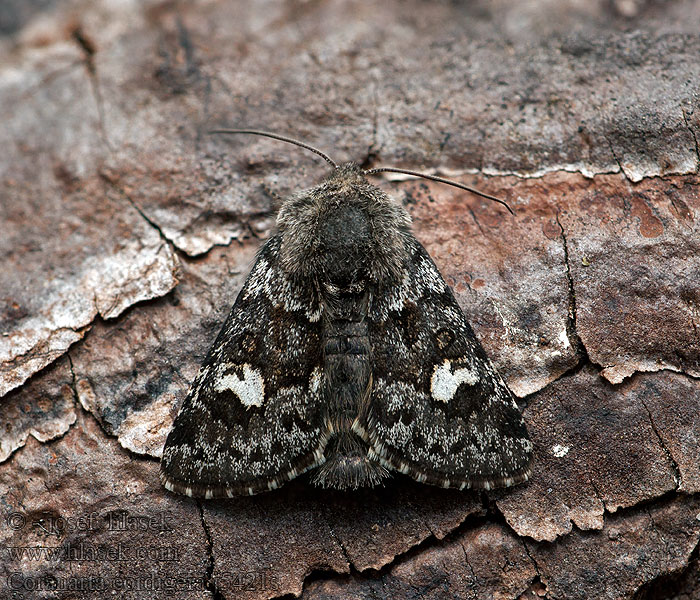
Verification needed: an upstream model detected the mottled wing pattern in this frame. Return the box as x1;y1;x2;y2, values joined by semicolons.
361;238;532;490
160;236;327;497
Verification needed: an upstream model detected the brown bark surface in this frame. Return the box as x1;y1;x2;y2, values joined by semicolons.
1;1;699;599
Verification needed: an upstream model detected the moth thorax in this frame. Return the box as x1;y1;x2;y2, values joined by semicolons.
317;204;371;287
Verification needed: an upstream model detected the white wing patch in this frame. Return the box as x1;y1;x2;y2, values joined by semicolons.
214;363;265;408
430;359;479;403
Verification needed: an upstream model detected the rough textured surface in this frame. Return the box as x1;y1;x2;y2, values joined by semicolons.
527;495;700;600
0;411;211;600
302;522;537;600
496;366;688;542
2;0;700;599
203;484;482;599
403;171;700;393
302;497;700;600
0;356;76;462
556;174;700;383
0;149;179;396
634;548;700;600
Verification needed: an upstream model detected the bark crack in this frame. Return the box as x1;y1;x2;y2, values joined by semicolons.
1;325;88;370
633;534;700;600
360;83;381;169
587;474;608;515
555;213;590;364
8;353;82;455
66;349;124;444
327;524;353;569
604;134;631;182
520;538;546;593
668;366;700;381
468;207;486;236
640;398;682;490
681;109;700;170
458;539;479;600
292;510;489;597
99;171;181;255
100;169;261;260
198;502;225;600
66;353;78;401
71;26;113;152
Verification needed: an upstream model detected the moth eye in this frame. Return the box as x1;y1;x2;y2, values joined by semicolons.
436;329;454;350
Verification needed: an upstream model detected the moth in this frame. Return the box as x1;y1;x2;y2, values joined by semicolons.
160;129;532;498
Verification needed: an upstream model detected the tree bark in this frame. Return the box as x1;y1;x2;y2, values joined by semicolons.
1;1;699;599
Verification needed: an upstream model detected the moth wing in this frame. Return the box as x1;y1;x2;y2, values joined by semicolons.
363;238;532;490
160;236;327;497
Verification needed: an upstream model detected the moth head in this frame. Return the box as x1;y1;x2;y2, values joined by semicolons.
209;129;514;285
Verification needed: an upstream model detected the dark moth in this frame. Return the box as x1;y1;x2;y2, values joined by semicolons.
160;133;532;498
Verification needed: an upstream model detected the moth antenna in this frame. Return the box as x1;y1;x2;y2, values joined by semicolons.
209;129;338;169
364;166;514;216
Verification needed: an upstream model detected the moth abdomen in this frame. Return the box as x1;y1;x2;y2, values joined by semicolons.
314;272;390;490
